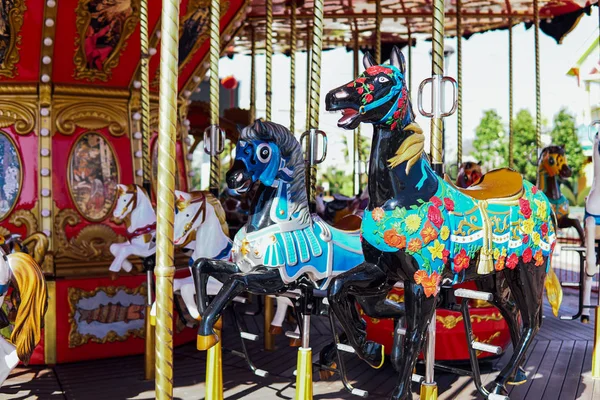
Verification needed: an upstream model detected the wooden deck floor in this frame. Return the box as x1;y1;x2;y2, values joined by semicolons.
2;290;598;400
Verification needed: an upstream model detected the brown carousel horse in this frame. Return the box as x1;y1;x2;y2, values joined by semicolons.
456;161;483;189
537;145;584;244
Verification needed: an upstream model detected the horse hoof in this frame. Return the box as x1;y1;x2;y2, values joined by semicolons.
581;315;590;324
319;362;337;381
197;333;219;350
289;338;302;347
363;341;385;369
269;325;284;335
109;271;119;281
507;367;527;386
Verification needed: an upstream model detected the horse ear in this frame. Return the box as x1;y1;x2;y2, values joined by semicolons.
390;46;406;75
254;119;267;133
116;184;127;196
175;190;191;202
236;124;245;134
363;52;376;69
477;160;482;166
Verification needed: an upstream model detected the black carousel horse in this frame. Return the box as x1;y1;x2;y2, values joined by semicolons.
324;46;557;399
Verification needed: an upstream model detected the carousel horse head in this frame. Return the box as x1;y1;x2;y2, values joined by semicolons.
539;145;571;179
227;119;307;205
326;46;413;131
174;190;229;246
456;161;483;189
0;241;47;365
113;184;153;222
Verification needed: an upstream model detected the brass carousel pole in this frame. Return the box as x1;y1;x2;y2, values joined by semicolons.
290;0;297;133
140;0;155;381
250;24;257;121
533;0;541;153
307;0;323;205
306;22;312;131
456;0;463;166
408;30;413;99
375;0;382;64
508;17;514;168
205;0;225;396
263;0;276;352
154;0;179;396
352;22;361;195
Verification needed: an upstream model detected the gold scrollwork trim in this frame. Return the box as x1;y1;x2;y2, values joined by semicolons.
436;312;504;330
54;85;130;99
55;102;128;136
0;101;36;135
0;0;26;79
73;0;141;82
68;284;148;348
9;209;38;234
54;208;126;262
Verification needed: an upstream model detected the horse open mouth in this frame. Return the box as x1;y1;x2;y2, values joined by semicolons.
234;179;252;193
337;108;360;129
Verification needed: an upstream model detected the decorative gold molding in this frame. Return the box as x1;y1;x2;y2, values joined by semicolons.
44;281;57;364
0;101;36;135
0;227;10;237
54;208;126;262
73;0;141;82
21;232;49;265
9;209;39;234
436;312;504;330
68;284;147;348
0;0;26;79
54;101;128;136
0;84;37;95
54;85;130;99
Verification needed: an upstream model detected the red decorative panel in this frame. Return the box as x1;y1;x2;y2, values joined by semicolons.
6;2;44;81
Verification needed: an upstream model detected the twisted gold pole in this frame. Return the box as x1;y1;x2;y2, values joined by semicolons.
508;17;514;169
408;30;413;98
265;0;273;120
140;0;155;382
353;23;360;195
209;0;221;195
306;22;312;131
250;24;256;121
430;0;444;174
307;0;324;204
155;0;179;396
375;0;382;64
290;1;297;133
456;0;463;166
533;0;541;152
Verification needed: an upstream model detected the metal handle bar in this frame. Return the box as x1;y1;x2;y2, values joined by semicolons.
300;129;328;165
417;76;458;118
417;78;433;118
203;125;225;155
441;76;458;117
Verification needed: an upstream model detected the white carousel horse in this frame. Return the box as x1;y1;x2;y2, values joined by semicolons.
583;123;600;322
0;241;47;387
109;184;156;279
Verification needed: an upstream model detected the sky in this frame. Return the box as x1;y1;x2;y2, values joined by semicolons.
200;8;599;181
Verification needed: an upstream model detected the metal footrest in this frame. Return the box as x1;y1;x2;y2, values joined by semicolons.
336;343;355;353
471;341;502;355
240;332;259;341
254;369;269;377
454;288;493;302
412;374;424;383
488;394;509;400
285;331;301;340
560;282;580;288
351;388;368;397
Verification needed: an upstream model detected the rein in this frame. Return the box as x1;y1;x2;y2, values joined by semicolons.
181;193;207;237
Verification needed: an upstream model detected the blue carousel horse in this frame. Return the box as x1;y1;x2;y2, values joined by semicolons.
192;120;366;350
325;46;558;399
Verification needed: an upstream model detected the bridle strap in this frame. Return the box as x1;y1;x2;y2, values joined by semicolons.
358;65;405;124
183;193;207;235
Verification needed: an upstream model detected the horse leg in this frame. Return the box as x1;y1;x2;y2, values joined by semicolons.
583;217;597;322
490;263;546;395
476;275;526;384
390;280;437;400
270;296;292;335
191;258;239;315
559;216;585;246
108;244;131;277
197;268;285;350
328;262;397;368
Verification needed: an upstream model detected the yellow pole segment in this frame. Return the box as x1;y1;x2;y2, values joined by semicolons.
593;306;600;377
209;0;221;195
295;347;313;400
508;17;514;169
353;23;360;195
250;24;256;122
206;328;224;399
429;0;444;175
290;0;297;133
533;0;541;152
140;0;155;382
155;0;179;397
456;0;463;166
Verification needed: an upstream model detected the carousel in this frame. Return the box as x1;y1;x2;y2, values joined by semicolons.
0;0;598;399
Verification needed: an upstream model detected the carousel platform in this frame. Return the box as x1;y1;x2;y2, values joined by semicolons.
2;290;598;400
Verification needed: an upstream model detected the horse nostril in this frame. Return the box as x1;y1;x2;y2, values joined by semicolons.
236;173;243;182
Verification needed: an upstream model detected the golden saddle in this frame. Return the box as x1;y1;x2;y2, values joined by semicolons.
445;168;524;201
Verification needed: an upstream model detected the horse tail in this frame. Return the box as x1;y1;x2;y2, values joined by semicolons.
21;232;49;265
205;192;230;237
544;207;562;317
8;252;48;364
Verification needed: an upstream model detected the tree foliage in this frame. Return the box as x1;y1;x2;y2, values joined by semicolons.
512;109;538;183
471;110;508;170
550;108;585;187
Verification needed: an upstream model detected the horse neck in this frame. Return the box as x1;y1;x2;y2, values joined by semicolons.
368;117;437;208
537;168;561;200
193;211;230;259
129;191;156;232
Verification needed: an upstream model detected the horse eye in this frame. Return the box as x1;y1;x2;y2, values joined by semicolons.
256;143;272;163
378;76;389;83
548;158;555;165
186;214;189;217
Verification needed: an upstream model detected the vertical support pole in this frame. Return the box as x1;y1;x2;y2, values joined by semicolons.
290;1;297;133
305;23;312;132
408;30;413;97
263;0;276;352
420;312;438;400
307;0;324;205
139;0;155;381
533;0;541;153
592;118;600;379
508;17;514;169
155;0;179;397
206;0;225;395
429;0;445;176
249;24;256;122
352;23;361;196
295;289;314;400
375;0;382;64
456;0;463;166
208;0;221;197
